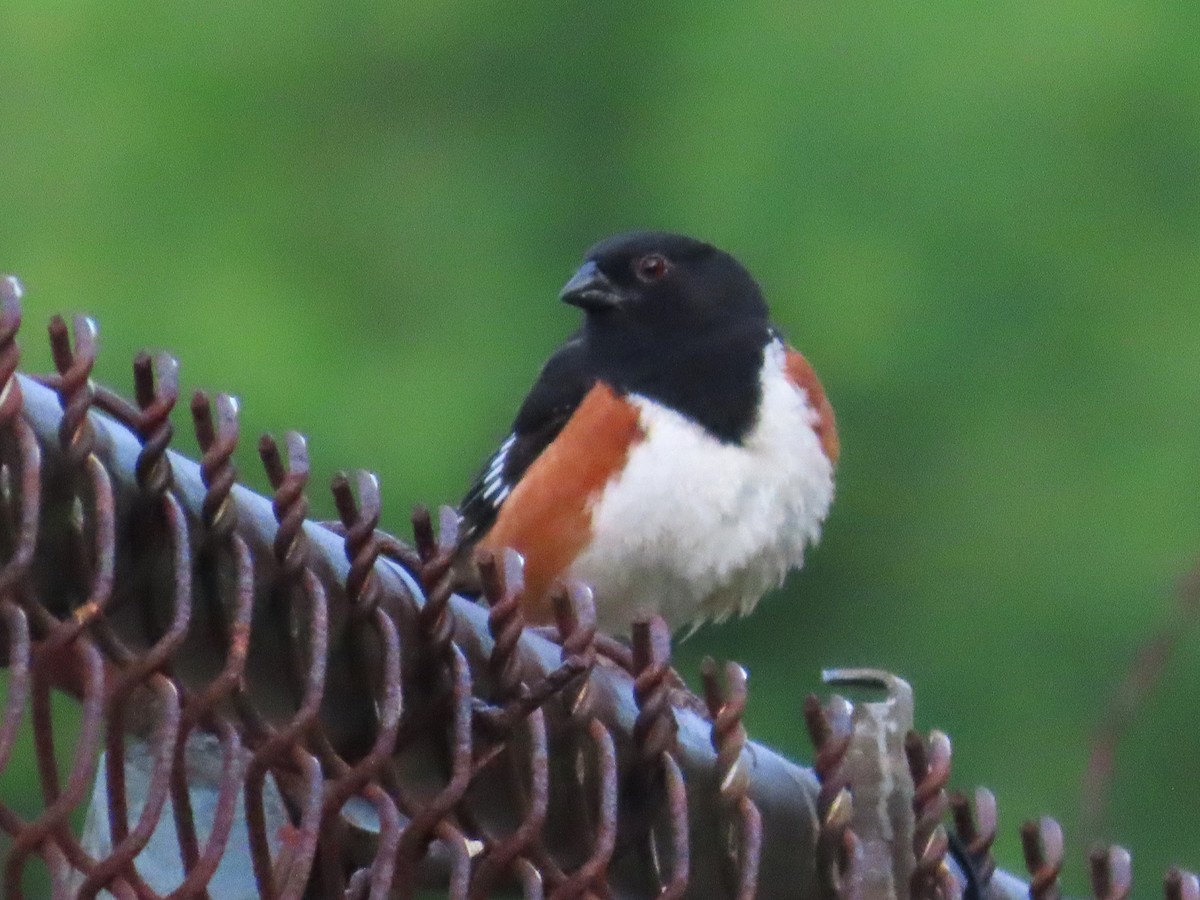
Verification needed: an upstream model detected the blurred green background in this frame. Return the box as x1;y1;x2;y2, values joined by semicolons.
2;1;1200;894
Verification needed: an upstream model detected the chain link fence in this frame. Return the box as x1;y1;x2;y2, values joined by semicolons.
0;274;1195;899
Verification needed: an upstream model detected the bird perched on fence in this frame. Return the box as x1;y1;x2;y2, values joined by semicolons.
456;231;838;636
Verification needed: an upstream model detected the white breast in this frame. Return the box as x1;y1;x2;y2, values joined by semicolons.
568;340;835;634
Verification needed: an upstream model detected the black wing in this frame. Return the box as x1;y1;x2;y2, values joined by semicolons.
458;337;595;544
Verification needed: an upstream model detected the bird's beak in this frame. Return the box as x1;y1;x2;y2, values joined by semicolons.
559;260;624;311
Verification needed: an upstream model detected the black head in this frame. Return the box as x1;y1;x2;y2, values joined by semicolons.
559;231;770;331
559;232;776;444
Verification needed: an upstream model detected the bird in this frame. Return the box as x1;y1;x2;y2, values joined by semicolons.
456;231;838;636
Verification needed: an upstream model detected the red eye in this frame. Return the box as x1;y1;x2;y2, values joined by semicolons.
634;253;670;282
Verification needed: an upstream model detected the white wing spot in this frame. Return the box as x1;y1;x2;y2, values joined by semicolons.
478;434;517;508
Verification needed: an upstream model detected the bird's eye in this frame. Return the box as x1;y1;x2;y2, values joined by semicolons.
634;254;671;282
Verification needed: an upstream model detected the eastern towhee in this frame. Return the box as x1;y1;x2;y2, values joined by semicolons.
457;232;838;635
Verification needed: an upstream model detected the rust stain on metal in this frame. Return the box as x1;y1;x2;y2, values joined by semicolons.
1021;816;1064;900
950;786;997;887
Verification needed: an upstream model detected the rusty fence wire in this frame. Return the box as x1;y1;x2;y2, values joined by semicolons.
0;274;1195;900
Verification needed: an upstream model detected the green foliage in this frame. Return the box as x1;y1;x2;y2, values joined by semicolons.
2;1;1199;891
